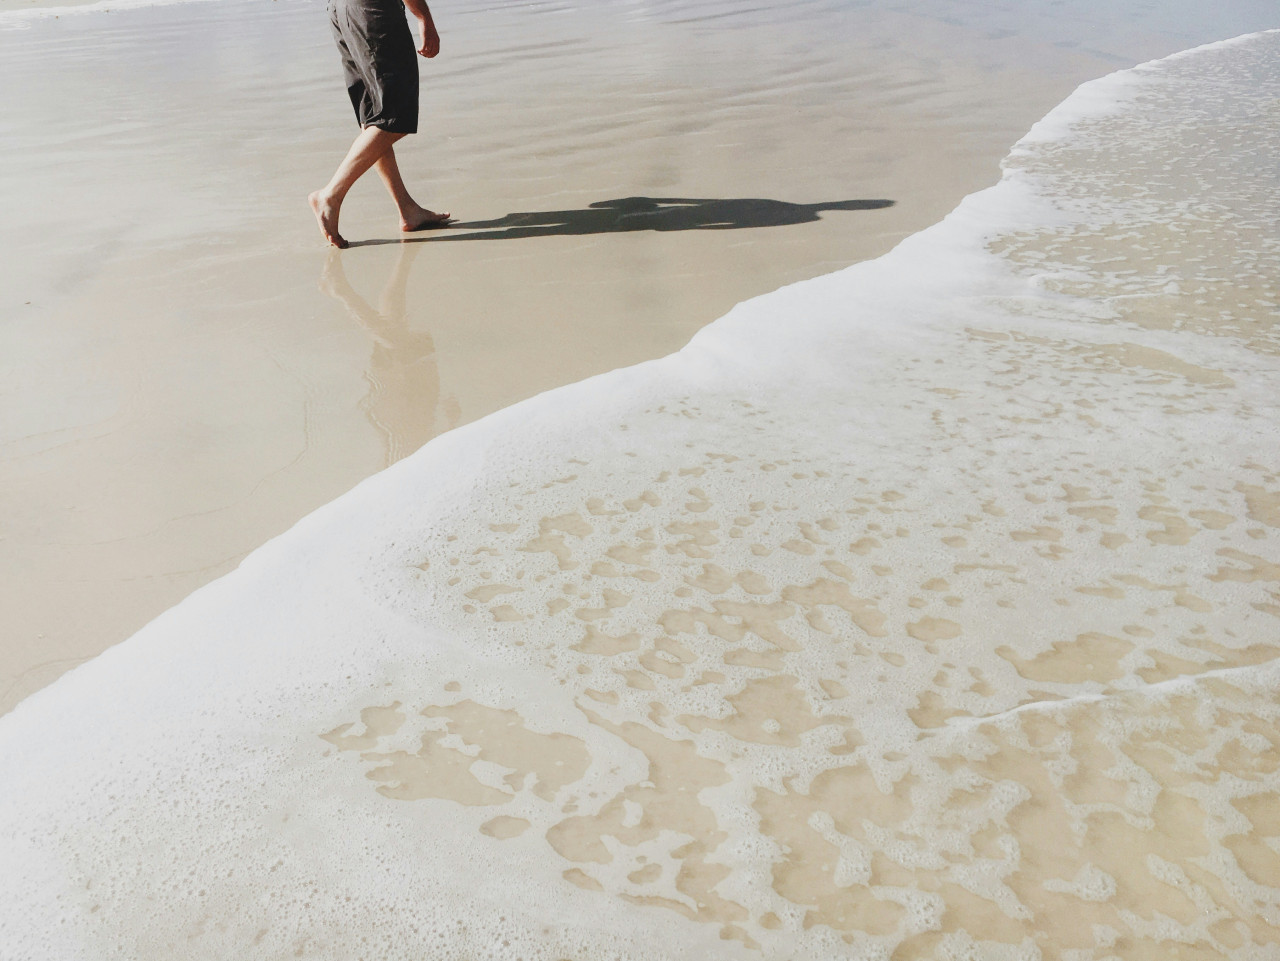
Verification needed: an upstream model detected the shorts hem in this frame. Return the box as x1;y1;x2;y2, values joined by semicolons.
363;119;418;135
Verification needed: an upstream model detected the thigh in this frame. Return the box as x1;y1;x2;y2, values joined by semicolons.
332;0;419;132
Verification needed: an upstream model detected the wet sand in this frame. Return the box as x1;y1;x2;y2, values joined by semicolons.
1;0;1276;715
1;26;1276;955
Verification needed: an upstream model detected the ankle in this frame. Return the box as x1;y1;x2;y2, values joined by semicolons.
320;183;350;207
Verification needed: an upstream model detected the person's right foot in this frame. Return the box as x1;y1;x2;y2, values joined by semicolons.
309;190;348;248
401;204;453;232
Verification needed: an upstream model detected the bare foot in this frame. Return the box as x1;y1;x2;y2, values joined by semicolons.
401;203;453;232
309;190;348;249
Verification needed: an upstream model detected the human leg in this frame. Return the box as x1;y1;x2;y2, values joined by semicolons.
317;0;427;247
374;146;451;232
309;126;405;248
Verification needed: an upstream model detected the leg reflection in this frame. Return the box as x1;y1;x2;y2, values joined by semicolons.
319;245;462;465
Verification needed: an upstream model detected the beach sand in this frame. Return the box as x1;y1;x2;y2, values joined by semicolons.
3;0;1274;715
2;0;1279;951
0;20;1277;956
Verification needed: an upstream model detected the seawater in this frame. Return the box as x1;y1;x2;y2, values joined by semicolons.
1;30;1278;961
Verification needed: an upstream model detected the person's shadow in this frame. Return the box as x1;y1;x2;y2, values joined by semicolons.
350;196;894;245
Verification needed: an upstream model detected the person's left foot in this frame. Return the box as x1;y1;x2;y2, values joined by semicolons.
309;190;348;248
401;205;453;232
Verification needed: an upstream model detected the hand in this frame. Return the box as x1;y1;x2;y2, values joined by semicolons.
417;17;440;57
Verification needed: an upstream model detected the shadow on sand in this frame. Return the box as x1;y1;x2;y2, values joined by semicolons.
348;195;895;246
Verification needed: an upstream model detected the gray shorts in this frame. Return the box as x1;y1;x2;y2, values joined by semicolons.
328;0;419;134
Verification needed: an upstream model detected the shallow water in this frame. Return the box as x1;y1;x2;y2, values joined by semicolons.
1;26;1277;961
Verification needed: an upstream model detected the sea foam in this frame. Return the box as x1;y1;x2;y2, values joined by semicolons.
1;29;1278;961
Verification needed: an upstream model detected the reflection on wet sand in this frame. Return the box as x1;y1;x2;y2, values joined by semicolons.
319;247;461;465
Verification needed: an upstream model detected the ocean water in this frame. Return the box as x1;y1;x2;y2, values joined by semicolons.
2;26;1279;961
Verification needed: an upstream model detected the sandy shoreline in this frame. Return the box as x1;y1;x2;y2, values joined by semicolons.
2;0;1276;716
1;25;1276;954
